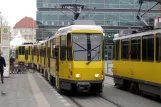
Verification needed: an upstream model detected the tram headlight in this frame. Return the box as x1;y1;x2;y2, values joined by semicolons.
75;74;81;78
95;74;100;78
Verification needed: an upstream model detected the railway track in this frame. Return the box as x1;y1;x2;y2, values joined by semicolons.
69;93;122;107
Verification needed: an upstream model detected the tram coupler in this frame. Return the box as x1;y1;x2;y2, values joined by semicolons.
76;82;91;93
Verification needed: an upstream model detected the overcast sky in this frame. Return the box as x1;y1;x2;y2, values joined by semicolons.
0;0;36;27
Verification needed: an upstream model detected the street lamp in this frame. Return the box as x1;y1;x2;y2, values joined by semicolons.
0;12;2;27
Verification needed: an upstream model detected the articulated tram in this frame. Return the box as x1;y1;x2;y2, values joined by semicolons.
113;29;161;98
16;44;33;67
16;25;105;93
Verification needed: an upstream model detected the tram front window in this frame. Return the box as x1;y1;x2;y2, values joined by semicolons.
73;33;102;61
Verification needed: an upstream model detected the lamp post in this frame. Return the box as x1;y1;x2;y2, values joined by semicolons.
0;12;2;27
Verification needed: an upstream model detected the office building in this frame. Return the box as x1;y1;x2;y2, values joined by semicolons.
36;0;160;59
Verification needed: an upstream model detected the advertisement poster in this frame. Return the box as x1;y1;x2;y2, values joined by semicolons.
1;26;10;77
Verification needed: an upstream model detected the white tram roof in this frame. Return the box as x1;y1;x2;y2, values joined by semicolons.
58;25;103;33
113;28;161;41
49;25;103;41
17;44;33;46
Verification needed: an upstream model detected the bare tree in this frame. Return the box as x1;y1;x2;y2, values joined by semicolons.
0;15;9;26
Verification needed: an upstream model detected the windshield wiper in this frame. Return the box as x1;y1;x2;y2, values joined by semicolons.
74;50;87;52
73;41;87;51
90;44;100;52
86;51;100;65
74;44;100;52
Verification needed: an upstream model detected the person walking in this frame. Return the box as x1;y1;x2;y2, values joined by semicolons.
0;52;6;84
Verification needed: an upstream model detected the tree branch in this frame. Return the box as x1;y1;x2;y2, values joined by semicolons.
0;15;9;26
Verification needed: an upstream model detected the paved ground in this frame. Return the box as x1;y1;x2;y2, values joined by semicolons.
0;73;77;107
0;66;160;107
103;76;161;107
0;74;38;107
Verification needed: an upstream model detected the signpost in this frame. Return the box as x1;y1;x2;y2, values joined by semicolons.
1;26;10;77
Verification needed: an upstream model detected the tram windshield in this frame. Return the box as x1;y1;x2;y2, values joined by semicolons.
73;33;102;61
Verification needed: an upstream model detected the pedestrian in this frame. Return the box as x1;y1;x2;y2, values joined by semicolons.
0;51;6;84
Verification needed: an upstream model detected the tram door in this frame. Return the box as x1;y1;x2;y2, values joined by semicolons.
59;36;67;79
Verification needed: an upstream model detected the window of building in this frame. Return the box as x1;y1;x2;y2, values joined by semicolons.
67;33;72;61
29;35;32;39
131;37;140;60
156;33;161;62
60;36;66;61
121;39;129;59
109;46;112;49
142;35;154;61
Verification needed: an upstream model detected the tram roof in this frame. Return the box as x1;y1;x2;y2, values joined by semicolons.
48;25;103;40
17;44;33;46
58;25;103;33
113;28;161;41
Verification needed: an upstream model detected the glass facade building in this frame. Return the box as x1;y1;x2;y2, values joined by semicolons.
36;0;160;59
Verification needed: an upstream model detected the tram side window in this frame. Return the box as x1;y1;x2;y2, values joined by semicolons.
41;49;43;57
113;41;115;60
29;46;30;55
32;48;34;60
142;35;154;61
131;38;140;60
60;36;66;61
48;47;51;58
34;46;37;55
52;38;56;59
44;47;46;57
19;47;21;55
102;38;105;60
156;33;161;62
22;46;25;55
114;40;119;60
25;50;28;60
67;33;73;61
121;40;129;60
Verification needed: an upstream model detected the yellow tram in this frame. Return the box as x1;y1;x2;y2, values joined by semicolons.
16;44;33;66
113;29;161;97
16;25;105;93
46;25;105;93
